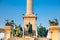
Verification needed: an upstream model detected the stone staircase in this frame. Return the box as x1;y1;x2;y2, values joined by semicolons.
8;36;49;40
8;37;34;40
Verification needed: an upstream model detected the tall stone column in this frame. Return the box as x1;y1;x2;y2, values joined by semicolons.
26;0;33;15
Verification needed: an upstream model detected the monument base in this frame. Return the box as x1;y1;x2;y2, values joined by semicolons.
8;37;34;40
8;37;49;40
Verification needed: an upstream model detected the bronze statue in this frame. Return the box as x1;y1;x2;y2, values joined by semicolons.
5;20;14;26
48;19;58;26
11;24;23;37
26;22;32;34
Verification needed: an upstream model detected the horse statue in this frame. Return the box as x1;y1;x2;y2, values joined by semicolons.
48;19;58;26
11;24;23;37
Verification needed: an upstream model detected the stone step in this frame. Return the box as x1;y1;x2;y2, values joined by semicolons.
8;37;34;40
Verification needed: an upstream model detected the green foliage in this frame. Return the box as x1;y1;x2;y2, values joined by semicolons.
37;24;48;37
11;24;23;37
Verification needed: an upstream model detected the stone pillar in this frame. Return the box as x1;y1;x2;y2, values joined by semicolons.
49;26;59;40
4;26;11;40
26;0;32;15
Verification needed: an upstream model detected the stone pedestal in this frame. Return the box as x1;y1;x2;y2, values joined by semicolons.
49;26;59;40
4;26;11;40
23;15;37;36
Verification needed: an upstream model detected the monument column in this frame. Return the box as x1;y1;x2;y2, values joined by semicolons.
26;0;32;15
23;0;37;37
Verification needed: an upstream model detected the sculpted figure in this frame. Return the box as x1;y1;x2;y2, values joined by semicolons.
11;24;23;37
48;19;58;26
26;22;32;34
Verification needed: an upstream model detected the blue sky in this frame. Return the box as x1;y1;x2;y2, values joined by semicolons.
0;0;60;29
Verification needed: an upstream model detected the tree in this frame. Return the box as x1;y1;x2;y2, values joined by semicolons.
37;24;48;37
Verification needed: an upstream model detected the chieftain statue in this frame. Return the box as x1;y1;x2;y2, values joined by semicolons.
48;19;58;26
11;24;23;37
